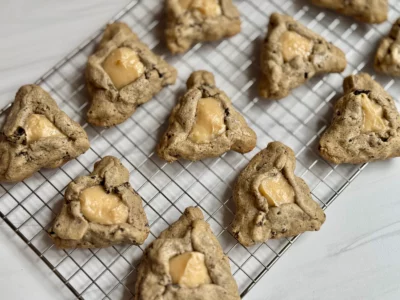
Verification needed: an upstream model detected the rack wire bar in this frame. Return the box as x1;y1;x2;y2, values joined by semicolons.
1;0;400;299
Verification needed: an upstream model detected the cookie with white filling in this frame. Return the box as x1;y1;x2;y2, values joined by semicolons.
86;22;177;127
259;13;346;100
157;70;256;162
231;142;326;247
0;85;89;183
319;73;400;164
135;207;240;300
165;0;241;54
375;18;400;76
49;156;149;248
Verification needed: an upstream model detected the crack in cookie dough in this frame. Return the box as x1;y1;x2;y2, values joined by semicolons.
311;0;388;24
165;0;241;54
135;207;240;300
319;73;400;164
375;18;400;76
259;13;346;100
231;142;326;247
0;85;89;183
157;70;257;162
49;156;149;248
86;22;177;127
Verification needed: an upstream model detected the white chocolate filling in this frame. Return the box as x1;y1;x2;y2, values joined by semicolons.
189;97;226;144
25;114;65;143
169;252;212;288
258;172;295;207
179;0;222;17
103;47;145;90
80;185;129;225
280;31;313;62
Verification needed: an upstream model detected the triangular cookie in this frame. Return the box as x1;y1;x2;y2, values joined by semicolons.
231;142;326;247
49;156;149;248
259;13;347;100
311;0;387;24
157;71;257;162
86;22;177;127
319;73;400;164
0;85;90;183
375;18;400;76
135;207;240;300
165;0;241;54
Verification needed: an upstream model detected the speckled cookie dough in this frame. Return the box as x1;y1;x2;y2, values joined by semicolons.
375;18;400;76
86;22;177;127
0;85;89;183
165;0;241;54
49;156;149;248
135;206;240;300
319;73;400;164
259;13;347;100
311;0;387;24
97;22;137;50
157;70;257;162
231;142;326;247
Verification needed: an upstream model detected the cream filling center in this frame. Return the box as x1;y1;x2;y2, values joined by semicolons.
189;97;226;144
359;94;388;133
80;185;129;225
179;0;222;17
280;31;313;62
102;47;145;90
169;252;212;288
25;114;65;143
258;172;295;207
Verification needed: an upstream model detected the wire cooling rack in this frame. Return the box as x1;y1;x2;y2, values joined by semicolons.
1;0;400;299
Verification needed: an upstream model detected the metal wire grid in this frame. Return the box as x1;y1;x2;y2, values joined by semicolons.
1;0;400;299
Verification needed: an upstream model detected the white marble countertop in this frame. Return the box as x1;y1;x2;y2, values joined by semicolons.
1;0;400;299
